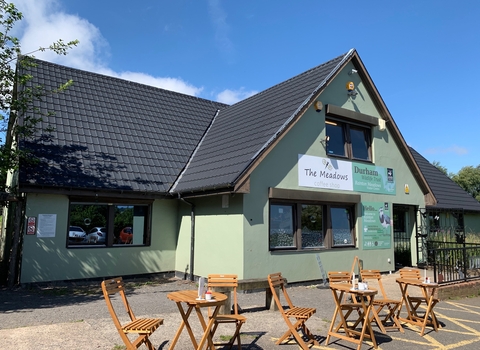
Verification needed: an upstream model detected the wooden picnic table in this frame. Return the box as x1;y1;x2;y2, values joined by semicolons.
167;290;227;350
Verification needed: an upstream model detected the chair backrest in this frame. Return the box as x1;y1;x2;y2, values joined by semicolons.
360;269;387;299
328;271;352;284
399;268;422;280
101;277;136;332
268;272;294;310
208;274;240;315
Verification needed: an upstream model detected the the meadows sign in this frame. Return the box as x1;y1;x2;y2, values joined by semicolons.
298;154;396;195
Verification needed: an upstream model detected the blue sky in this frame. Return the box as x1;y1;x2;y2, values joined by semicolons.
11;0;480;174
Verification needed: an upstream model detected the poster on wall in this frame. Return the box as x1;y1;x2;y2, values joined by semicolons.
37;214;57;238
298;154;396;195
362;202;392;250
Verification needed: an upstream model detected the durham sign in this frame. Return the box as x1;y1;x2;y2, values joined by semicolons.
298;154;396;195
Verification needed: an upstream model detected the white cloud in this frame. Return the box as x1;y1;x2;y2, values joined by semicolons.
208;0;235;62
12;0;204;97
11;0;254;103
216;88;258;104
423;145;468;156
101;70;204;96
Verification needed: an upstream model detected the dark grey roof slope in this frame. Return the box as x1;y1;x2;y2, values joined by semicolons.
19;59;226;195
409;147;480;212
172;51;352;193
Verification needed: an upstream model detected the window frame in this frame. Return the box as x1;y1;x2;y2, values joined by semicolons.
269;199;356;251
326;118;372;162
66;197;152;248
324;104;379;163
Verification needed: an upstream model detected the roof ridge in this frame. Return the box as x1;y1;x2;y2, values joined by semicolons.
225;50;353;110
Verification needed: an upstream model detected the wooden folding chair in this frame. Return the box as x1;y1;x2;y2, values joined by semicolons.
328;271;357;302
207;274;246;350
267;272;319;350
327;271;363;332
398;268;439;321
360;269;404;333
101;277;163;350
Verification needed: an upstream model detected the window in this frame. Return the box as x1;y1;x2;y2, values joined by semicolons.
326;119;371;161
269;201;355;250
67;200;151;247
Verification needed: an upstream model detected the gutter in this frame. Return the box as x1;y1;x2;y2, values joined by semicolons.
178;194;195;281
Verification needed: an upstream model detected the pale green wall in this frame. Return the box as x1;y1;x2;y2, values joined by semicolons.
20;193;178;283
175;195;244;279
465;213;480;235
242;63;426;283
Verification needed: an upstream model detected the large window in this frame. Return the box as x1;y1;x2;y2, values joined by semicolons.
67;200;151;247
326;119;371;161
269;201;355;250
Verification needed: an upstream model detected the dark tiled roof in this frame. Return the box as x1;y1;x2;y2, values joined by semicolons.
19;59;226;194
172;51;352;192
409;147;480;212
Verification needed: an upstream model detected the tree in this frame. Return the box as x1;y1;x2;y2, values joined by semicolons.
1;0;78;287
451;165;480;202
432;161;450;177
1;0;78;193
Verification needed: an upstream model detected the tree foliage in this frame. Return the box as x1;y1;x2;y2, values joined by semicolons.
432;161;450;177
0;0;78;193
451;165;480;202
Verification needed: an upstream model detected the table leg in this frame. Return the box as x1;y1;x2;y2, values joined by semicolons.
419;288;439;336
397;283;415;322
362;296;378;349
169;303;197;349
197;305;221;350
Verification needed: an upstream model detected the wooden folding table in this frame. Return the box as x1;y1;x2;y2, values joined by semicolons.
326;282;378;350
167;290;227;349
396;278;439;336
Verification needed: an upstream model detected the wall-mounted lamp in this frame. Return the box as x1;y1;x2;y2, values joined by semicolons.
320;135;330;145
348;69;358;75
314;100;323;112
378;119;386;131
348;90;358;97
346;81;358;97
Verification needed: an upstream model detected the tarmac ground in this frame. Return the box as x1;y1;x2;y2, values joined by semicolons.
2;270;480;349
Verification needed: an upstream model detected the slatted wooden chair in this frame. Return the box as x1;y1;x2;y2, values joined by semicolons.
327;271;364;332
267;272;319;350
360;269;404;333
207;274;246;350
101;277;163;350
328;271;357;302
398;268;439;321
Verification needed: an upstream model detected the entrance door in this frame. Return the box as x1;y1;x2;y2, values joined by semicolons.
393;205;412;268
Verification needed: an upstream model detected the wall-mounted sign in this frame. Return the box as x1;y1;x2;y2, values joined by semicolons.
298;154;396;195
362;202;392;250
37;214;57;238
26;216;36;235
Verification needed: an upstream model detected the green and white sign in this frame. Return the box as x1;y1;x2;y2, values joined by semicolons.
362;202;392;250
298;154;396;195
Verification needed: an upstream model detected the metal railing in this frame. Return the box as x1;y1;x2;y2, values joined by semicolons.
427;241;480;284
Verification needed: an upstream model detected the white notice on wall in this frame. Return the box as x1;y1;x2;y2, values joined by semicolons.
37;214;57;238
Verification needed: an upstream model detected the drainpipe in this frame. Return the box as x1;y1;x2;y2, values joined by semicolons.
178;194;195;281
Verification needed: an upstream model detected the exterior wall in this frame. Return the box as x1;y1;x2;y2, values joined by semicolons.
242;63;426;283
465;213;480;235
20;193;177;283
175;195;244;279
